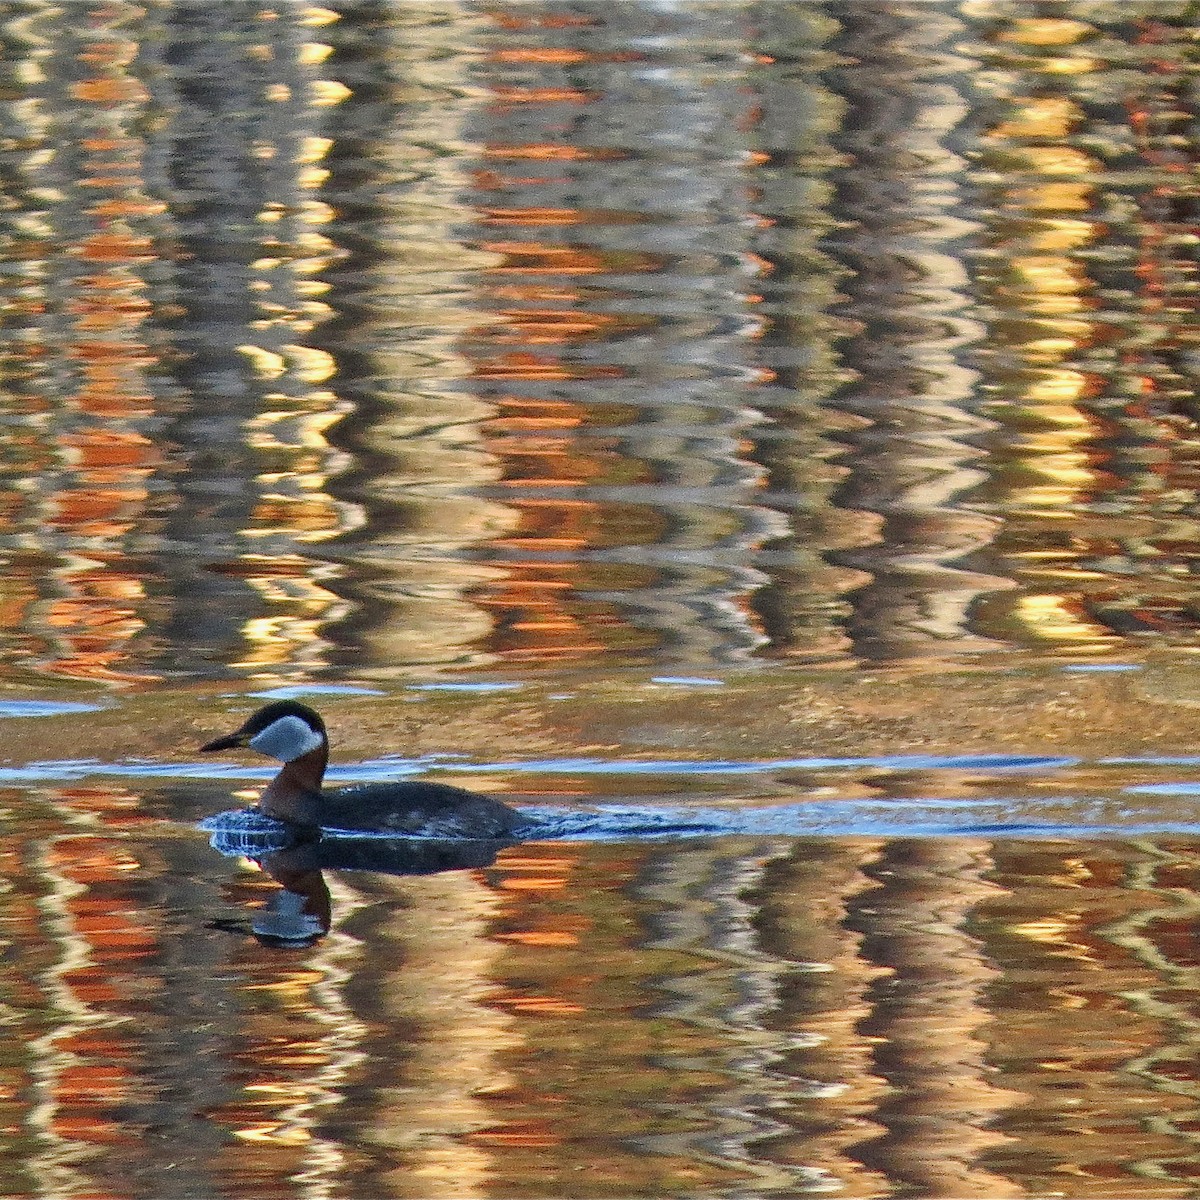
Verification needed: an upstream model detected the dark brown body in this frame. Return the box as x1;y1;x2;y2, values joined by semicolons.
258;743;524;838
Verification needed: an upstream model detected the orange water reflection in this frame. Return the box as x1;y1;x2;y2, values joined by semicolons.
5;774;1200;1195
0;0;1197;689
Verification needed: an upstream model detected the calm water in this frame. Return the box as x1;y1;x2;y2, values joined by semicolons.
2;0;1200;1195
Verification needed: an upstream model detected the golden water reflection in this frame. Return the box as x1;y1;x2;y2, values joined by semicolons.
0;1;1198;688
9;789;1200;1197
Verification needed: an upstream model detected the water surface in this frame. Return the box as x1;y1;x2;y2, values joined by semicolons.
0;0;1198;683
1;1;1200;1196
11;754;1200;1198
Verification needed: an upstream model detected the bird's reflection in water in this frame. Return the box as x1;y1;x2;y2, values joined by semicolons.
254;849;331;948
208;819;511;947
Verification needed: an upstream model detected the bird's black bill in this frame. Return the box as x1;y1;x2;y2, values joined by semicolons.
200;732;246;752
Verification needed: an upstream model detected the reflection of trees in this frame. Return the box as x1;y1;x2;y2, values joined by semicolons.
750;839;892;1195
845;839;1019;1196
313;869;516;1198
625;836;1019;1195
820;3;1009;663
1;1;1200;683
978;840;1200;1192
159;3;352;680
9;780;1200;1194
7;786;233;1198
453;1;790;669
966;5;1200;654
314;3;517;676
626;835;1200;1195
0;4;174;683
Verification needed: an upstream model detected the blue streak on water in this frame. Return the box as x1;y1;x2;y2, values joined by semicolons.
1062;663;1142;673
649;676;725;687
0;759;277;783
434;753;1079;776
508;808;1200;840
1105;756;1200;766
407;682;524;693
1126;782;1200;796
0;700;106;717
199;800;1200;850
0;750;1081;785
245;685;385;699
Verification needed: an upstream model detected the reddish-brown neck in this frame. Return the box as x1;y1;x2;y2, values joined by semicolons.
258;744;328;825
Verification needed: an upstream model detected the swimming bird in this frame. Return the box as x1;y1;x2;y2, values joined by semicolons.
200;699;527;839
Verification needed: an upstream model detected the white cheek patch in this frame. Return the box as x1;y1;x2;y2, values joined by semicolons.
249;715;324;762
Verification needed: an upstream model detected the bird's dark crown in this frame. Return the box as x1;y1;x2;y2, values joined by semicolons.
238;700;326;738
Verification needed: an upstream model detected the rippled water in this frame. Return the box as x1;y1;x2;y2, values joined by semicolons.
1;677;1200;1197
15;748;1200;1198
2;1;1200;1196
0;0;1198;682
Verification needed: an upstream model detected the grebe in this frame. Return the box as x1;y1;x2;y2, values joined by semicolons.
200;700;526;839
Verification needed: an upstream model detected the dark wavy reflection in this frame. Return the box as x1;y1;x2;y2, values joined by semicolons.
0;0;1197;689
